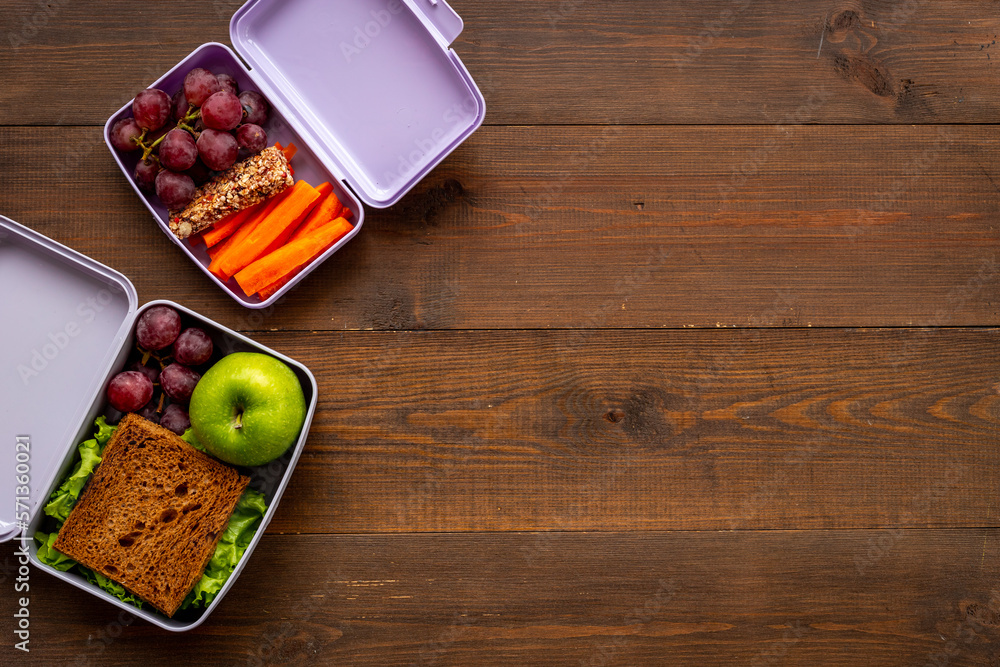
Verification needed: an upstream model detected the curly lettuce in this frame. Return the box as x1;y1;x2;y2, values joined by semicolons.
43;416;116;522
181;488;267;610
34;531;76;571
34;417;268;615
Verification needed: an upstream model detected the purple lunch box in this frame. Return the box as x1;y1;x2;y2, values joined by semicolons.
0;215;319;631
104;0;486;308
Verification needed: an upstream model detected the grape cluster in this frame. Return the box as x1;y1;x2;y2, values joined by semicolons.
106;305;216;435
110;68;271;211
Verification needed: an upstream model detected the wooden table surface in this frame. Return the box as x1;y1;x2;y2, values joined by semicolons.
2;1;999;664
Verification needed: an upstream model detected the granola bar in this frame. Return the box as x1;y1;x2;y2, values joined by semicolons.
167;146;293;239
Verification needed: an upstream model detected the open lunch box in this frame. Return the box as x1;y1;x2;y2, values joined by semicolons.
104;0;486;308
1;215;318;630
3;0;484;630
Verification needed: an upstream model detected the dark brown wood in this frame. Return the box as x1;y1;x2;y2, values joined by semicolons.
2;125;997;331
3;530;1000;665
1;1;999;125
3;0;999;663
245;328;1000;533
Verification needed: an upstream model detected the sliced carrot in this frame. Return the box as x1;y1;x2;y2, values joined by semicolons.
209;186;296;280
289;183;339;242
202;201;266;248
256;183;329;257
214;181;321;279
235;217;353;296
207;241;227;261
282;143;297;161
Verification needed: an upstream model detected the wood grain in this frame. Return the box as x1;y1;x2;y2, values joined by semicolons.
236;328;1000;534
3;530;1000;665
1;1;998;125
2;125;997;331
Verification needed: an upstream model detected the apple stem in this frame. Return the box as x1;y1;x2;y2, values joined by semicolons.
234;411;243;430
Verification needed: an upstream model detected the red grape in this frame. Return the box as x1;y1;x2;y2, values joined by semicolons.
217;73;239;96
160;404;191;435
201;91;243;131
129;360;160;384
159;129;198;172
173;327;214;366
171;90;190;122
239;91;269;126
107;371;154;413
185;159;213;185
110;118;143;152
236;124;267;154
138;398;161;425
155;169;197;210
146;124;172;153
136;305;181;350
160;363;200;403
134;158;160;192
132;89;171;131
197;129;239;171
184;68;221;107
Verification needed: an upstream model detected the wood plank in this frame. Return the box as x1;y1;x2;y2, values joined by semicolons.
2;125;998;330
4;530;1000;665
1;1;998;125
238;328;998;534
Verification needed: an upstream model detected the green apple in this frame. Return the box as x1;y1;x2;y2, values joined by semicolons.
189;352;306;466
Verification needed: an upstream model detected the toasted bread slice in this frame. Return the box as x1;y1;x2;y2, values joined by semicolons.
53;413;249;617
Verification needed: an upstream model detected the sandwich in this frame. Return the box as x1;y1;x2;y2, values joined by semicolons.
52;413;249;617
168;145;293;239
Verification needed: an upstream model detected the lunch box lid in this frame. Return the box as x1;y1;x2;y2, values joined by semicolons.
0;216;138;543
229;0;485;208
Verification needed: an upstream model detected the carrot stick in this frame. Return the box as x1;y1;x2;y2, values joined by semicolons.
214;181;321;279
282;143;297;161
202;201;265;248
257;182;330;257
209;186;296;280
235;217;353;296
290;184;340;242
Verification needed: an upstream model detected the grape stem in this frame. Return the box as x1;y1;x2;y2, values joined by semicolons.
177;122;200;139
141;132;168;162
135;107;202;160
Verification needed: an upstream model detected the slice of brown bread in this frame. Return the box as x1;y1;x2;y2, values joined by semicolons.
53;413;249;617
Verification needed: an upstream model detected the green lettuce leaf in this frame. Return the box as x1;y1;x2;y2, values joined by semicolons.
43;419;117;522
35;417;268;617
81;568;144;609
93;415;116;449
34;531;76;571
180;427;207;453
181;488;268;610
